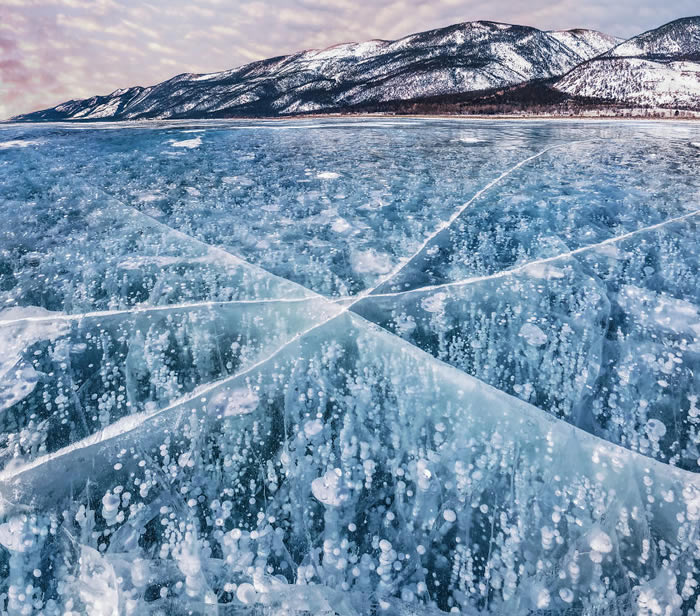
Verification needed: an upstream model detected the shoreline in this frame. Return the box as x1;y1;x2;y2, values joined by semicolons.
297;112;700;122
4;112;700;125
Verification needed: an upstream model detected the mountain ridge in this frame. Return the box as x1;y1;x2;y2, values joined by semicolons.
553;16;700;111
12;17;700;121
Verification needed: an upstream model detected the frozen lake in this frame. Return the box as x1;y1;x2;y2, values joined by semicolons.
0;118;699;614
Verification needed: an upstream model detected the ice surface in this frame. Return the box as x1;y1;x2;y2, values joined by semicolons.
0;118;699;615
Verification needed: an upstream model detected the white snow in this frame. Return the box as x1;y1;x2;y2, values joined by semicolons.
170;136;202;149
556;57;700;109
549;30;620;61
0;140;42;149
316;171;340;180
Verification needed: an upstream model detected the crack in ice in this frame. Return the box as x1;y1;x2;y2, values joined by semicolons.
6;134;696;486
95;186;321;300
0;296;326;328
359;139;597;299
0;304;349;483
357;206;700;301
4;302;700;486
0;141;602;475
28;146;320;305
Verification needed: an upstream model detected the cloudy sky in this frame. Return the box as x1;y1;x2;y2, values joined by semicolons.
1;0;696;119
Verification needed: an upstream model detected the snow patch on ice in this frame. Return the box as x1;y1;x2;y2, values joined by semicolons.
170;136;202;149
317;171;340;180
0;140;42;149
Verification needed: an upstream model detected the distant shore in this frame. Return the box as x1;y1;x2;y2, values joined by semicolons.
298;112;700;122
5;111;700;124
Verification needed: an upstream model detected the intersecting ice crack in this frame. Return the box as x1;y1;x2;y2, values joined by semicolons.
6;132;697;483
358;205;700;301
0;138;618;481
3;200;696;330
361;139;598;298
18;139;581;330
4;124;700;616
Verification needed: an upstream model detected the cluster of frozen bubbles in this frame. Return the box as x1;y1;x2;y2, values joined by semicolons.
0;119;699;615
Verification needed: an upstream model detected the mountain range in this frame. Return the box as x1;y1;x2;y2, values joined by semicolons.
12;16;700;121
556;17;700;109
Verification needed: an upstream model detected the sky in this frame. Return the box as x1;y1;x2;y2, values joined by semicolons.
1;0;697;119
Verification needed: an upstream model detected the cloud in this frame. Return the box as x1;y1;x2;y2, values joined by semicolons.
210;25;240;37
147;41;177;55
1;0;697;119
120;18;160;40
56;13;102;32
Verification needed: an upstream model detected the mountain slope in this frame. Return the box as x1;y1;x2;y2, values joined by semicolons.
554;17;700;109
548;28;621;59
14;21;617;121
608;15;700;59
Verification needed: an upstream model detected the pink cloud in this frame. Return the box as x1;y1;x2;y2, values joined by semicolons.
1;0;696;119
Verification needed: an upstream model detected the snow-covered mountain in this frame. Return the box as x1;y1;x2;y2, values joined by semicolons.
14;21;618;120
548;28;620;60
554;17;700;109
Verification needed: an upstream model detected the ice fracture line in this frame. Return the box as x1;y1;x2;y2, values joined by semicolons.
0;296;324;327
361;206;700;301
357;139;597;299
